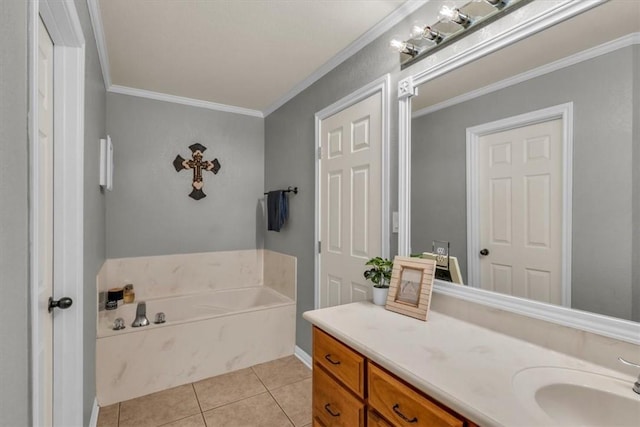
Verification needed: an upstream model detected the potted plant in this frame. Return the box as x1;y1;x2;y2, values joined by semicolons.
364;257;393;306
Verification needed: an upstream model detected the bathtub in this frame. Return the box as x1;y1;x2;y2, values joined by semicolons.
96;286;295;405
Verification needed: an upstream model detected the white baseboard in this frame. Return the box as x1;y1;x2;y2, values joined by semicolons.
294;345;312;370
88;398;99;427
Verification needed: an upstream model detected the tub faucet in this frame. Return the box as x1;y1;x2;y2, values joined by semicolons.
618;357;640;395
132;301;150;327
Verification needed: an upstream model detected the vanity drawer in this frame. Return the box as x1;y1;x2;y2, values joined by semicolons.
368;409;392;427
313;327;365;397
313;363;365;427
368;363;464;427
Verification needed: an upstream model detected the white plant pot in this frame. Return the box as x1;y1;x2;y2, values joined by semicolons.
372;286;389;306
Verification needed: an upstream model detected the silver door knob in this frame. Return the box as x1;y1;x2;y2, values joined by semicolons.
479;248;490;256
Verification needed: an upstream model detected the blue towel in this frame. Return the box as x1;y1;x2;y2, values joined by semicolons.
267;190;288;232
279;191;289;227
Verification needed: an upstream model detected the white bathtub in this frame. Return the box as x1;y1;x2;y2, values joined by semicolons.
96;286;295;405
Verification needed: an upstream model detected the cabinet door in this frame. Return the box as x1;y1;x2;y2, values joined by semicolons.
313;364;365;426
369;364;464;427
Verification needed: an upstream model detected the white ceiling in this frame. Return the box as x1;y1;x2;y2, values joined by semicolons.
94;0;416;116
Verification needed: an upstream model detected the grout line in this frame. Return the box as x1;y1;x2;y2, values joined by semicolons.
156;413;202;427
251;367;296;426
250;358;313;426
199;391;269;414
268;389;296;427
191;383;204;414
257;376;297;427
192;383;210;427
269;376;312;394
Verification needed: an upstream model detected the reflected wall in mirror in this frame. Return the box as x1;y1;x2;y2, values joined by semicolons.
409;0;639;322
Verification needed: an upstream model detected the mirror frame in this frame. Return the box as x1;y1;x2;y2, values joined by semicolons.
397;0;640;344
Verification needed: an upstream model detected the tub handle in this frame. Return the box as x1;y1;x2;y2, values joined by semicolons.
324;354;341;365
324;403;340;417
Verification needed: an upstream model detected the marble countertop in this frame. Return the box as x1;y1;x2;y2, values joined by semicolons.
303;301;635;426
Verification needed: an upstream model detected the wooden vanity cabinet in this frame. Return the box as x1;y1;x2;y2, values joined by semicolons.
312;326;477;427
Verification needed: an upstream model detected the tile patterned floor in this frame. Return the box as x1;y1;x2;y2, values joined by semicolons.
97;356;312;427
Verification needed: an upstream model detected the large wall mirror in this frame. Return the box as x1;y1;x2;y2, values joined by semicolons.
398;0;640;343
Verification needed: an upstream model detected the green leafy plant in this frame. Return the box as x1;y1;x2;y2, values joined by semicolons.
363;257;393;288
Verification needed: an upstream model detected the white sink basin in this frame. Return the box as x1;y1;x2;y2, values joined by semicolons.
512;366;640;426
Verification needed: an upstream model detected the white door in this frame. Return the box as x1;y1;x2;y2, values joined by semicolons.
478;119;563;304
36;16;55;426
319;92;383;308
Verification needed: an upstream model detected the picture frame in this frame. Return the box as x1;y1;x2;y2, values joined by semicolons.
385;256;436;321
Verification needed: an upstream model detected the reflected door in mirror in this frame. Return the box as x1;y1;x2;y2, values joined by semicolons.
477;119;563;305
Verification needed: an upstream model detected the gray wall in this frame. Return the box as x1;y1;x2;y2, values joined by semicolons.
412;46;636;320
263;9;429;353
75;0;107;423
0;0;30;425
106;93;264;258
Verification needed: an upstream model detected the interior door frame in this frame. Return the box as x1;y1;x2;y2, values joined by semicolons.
28;1;85;425
314;74;391;309
466;103;573;307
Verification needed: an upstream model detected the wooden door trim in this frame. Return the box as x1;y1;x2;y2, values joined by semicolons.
29;1;86;425
466;102;573;307
314;75;391;309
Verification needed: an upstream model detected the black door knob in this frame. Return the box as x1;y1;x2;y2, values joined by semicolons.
48;297;73;313
479;248;490;256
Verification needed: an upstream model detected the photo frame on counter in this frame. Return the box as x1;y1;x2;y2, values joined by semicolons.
385;256;436;321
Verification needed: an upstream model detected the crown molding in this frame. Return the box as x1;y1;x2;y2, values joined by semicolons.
413;32;640;118
87;0;111;88
108;85;264;118
262;0;429;117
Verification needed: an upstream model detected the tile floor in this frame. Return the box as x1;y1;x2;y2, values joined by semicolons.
97;356;312;427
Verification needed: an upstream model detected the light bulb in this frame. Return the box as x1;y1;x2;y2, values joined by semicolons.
424;26;443;43
410;25;425;40
439;5;471;26
389;39;418;56
439;5;457;21
409;25;443;44
390;39;407;52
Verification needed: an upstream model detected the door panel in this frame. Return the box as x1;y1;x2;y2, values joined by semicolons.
351;165;369;258
328;172;342;253
478;119;562;305
320;93;382;308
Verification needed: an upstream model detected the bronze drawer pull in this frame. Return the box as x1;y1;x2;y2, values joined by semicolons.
324;354;341;365
392;404;418;423
324;403;341;417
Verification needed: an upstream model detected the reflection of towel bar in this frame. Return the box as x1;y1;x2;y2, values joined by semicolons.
264;186;298;196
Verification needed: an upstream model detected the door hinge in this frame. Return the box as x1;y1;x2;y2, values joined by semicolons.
318;241;321;253
317;146;322;159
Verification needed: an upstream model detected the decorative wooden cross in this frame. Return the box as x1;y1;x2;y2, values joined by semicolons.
173;143;221;200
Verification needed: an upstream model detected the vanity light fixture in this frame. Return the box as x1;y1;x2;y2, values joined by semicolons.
393;0;533;70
